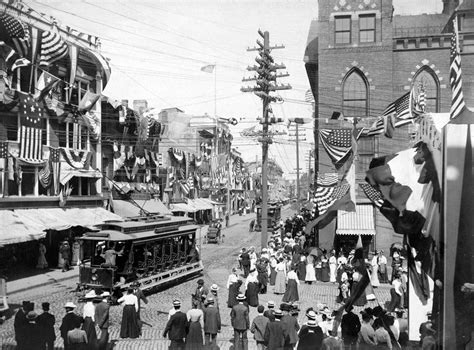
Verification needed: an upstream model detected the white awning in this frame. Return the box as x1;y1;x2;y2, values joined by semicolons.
60;168;102;185
336;204;376;235
112;199;172;217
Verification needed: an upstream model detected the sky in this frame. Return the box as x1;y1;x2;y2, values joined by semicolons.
27;0;443;178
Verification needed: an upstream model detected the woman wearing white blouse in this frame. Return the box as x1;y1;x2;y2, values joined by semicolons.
282;268;300;303
82;291;98;348
118;288;140;338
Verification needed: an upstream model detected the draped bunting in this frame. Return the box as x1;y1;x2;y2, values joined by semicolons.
60;148;91;169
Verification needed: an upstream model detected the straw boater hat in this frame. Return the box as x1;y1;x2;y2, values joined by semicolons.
307;319;317;328
101;291;111;297
236;293;246;301
273;309;283;317
64;302;77;309
306;310;317;320
267;300;275;308
172;299;181;307
210;284;219;292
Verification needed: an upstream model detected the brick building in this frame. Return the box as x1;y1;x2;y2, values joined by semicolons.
304;0;473;254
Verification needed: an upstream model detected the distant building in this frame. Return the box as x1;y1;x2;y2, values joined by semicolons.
304;0;473;254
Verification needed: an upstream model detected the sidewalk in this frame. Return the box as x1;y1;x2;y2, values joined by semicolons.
6;267;78;295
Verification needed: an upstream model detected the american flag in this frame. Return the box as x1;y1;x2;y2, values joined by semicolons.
319;129;353;165
50;147;61;195
359;183;384;207
0;14;30;57
382;91;412;120
313;183;350;214
18;93;44;162
38;159;51;189
450;17;466;120
316;172;339;187
39;30;68;67
0;43;29;71
180;181;190;195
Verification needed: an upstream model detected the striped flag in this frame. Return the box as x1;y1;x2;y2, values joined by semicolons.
450;17;466;120
304;89;314;103
38;159;51;189
359;183;384;207
18;93;44;162
50;147;61;195
417;84;426;113
319;129;353;166
35;71;60;101
180;181;190;195
39;30;68;67
0;13;30;57
316;172;339;187
382;91;412;120
313;183;350;214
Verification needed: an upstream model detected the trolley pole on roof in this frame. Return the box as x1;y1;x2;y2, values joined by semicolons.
241;29;291;249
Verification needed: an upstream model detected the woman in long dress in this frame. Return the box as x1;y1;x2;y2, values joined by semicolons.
82;292;98;349
118;288;140;339
305;254;316;284
227;279;243;308
329;250;337;283
370;252;380;288
36;242;48;269
245;270;260;307
297;254;306;281
269;255;277;286
282;268;300;303
186;304;204;350
377;251;388;284
320;251;330;282
315;257;322;281
274;257;287;294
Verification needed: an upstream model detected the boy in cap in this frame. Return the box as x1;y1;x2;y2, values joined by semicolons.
163;299;188;350
203;296;221;346
37;302;56;350
251;305;269;350
60;302;82;350
231;294;249;349
264;309;287;350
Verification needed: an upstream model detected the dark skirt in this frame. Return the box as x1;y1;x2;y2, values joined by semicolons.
185;321;203;349
315;268;322;281
351;281;367;306
228;282;241;308
321;264;330;282
387;288;401;312
245;282;259;307
69;344;88;350
297;263;306;281
257;271;268;288
269;267;277;285
282;279;299;303
82;316;98;350
120;305;140;339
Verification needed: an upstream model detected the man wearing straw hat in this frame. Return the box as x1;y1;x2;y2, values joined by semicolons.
60;302;82;350
23;310;43;350
95;291;110;350
231;293;249;350
163;299;188;350
264;309;287;350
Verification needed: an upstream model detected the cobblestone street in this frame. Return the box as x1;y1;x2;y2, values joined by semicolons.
0;208;391;350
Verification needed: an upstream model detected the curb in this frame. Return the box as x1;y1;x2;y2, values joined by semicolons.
7;271;78;296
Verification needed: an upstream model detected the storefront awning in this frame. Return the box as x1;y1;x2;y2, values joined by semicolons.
0;207;123;246
170;202;197;213
188;198;213;211
336;204;376;235
112;199;172;217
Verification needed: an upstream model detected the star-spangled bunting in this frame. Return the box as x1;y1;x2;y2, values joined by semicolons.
313;183;350;215
39;30;68;67
0;142;8;158
316;172;339;187
318;129;353;166
360;183;384;208
18;93;44;162
38;158;51;189
450;18;466;120
0;14;30;57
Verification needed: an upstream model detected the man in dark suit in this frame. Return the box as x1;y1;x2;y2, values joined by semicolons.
95;292;110;350
341;305;361;350
59;302;82;350
297;320;324;350
231;294;249;350
23;311;43;350
163;299;188;350
263;300;276;322
192;279;209;310
240;248;251;278
264;309;287;350
203;296;221;347
37;302;55;350
280;304;300;350
14;301;30;350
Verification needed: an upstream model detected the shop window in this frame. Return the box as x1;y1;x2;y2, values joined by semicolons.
68;176;97;196
413;67;440;112
359;14;375;43
335;16;351;44
343;69;369;118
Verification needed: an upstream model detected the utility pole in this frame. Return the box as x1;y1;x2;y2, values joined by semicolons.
307;149;313;199
296;123;300;205
241;29;291;249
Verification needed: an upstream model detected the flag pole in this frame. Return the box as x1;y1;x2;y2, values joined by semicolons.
214;63;217;118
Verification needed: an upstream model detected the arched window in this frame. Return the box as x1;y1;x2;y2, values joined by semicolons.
413;67;440;112
342;69;369;118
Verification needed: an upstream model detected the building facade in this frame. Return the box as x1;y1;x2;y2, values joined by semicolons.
304;0;473;254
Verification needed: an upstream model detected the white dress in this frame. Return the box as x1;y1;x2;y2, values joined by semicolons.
305;255;316;282
370;256;380;287
329;255;337;283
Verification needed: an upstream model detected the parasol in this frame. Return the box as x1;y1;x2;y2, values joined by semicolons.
308;247;323;257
